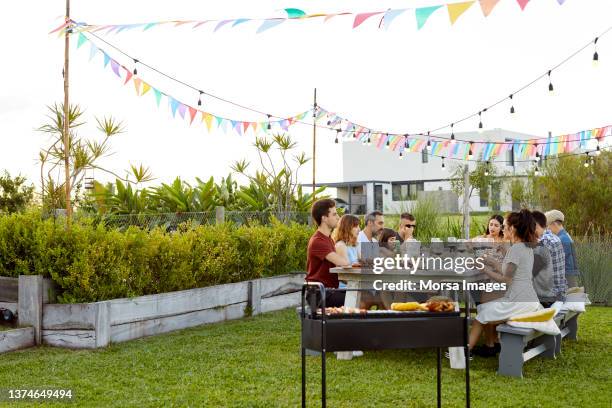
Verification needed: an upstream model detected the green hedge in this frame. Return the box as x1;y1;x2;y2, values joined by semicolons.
0;211;313;303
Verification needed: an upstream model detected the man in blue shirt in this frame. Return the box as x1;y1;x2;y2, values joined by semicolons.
545;209;580;289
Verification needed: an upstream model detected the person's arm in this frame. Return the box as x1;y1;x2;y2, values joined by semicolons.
335;242;348;262
484;262;515;285
326;251;349;267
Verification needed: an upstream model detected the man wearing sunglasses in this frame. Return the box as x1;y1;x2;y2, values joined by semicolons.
397;212;416;243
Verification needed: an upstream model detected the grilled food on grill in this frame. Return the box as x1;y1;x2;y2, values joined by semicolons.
390;302;421;311
425;299;455;312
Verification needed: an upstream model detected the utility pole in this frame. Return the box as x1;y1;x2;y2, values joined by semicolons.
63;0;72;226
312;88;317;201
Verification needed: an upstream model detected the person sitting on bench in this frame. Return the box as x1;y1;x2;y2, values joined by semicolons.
306;199;350;308
469;210;543;357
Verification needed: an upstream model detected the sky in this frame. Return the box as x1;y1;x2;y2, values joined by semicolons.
1;0;611;192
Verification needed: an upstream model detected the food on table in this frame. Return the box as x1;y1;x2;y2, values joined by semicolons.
425;298;455;312
351;262;362;268
390;302;421;311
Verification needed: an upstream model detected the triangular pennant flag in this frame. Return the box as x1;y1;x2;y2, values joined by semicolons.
153;88;162;107
557;0;566;4
143;22;158;31
479;0;501;17
382;9;407;30
416;6;442;30
232;18;250;27
353;12;384;29
123;67;133;85
193;20;209;29
243;122;250;133
218;118;228;133
133;77;142;95
214;19;234;32
178;103;187;119
216;116;224;127
76;32;87;48
447;1;475;25
110;59;121;77
169;97;179;117
141;82;151;95
103;53;110;67
234;121;243;136
516;0;530;11
88;42;98;61
188;107;197;124
202;112;214;131
285;8;306;19
256;19;285;34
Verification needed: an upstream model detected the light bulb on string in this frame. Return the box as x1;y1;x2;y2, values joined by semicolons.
267;114;272;130
399;151;403;160
534;166;540;176
133;59;139;75
478;110;484;133
367;132;372;146
441;156;446;171
385;134;390;149
335;129;340;144
595;143;601;156
593;37;599;67
583;153;590;167
468;142;474;160
535;143;540;159
484;161;490;176
450;123;456;144
548;70;554;94
197;91;203;107
509;94;515;115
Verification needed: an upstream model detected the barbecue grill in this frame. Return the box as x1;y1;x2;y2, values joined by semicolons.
300;282;471;408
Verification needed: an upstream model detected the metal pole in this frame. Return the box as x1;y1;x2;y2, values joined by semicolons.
463;164;470;239
63;0;72;226
312;88;317;201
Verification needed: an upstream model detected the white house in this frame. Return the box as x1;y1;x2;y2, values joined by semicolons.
310;129;538;214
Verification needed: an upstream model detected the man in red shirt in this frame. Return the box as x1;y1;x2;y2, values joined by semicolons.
306;199;349;307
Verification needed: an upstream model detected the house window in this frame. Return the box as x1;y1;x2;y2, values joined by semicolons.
392;182;424;201
422;148;429;163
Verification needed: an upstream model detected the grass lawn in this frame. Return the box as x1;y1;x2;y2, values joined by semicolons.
0;307;610;407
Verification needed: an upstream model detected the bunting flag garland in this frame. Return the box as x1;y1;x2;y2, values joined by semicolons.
53;0;569;36
315;107;610;161
77;34;310;136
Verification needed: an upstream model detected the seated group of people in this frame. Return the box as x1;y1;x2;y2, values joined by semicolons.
305;199;580;358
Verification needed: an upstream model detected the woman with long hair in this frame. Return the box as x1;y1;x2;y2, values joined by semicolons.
469;209;542;357
481;214;505;242
332;214;360;265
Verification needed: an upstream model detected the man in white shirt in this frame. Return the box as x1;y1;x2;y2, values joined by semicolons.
358;211;384;243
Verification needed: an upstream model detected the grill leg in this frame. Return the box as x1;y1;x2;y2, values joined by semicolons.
321;349;326;408
437;347;442;408
301;346;306;408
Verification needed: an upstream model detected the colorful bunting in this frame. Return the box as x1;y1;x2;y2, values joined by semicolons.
59;0;568;36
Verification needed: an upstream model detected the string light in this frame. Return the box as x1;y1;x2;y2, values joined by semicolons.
367;132;372;146
595;143;601;156
133;59;138;75
484;161;490;176
385;133;390;149
534;166;540;176
441;156;446;170
335;129;340;144
509;94;515;115
399;151;403;159
450;123;455;143
478;111;483;129
548;70;554;94
267;114;272;130
197;90;203;107
583;153;590;167
535;143;540;158
593;37;599;67
468;142;474;160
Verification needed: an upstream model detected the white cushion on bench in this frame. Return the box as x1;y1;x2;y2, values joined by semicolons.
507;308;561;336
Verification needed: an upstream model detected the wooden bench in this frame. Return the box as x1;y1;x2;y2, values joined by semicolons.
496;309;581;378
